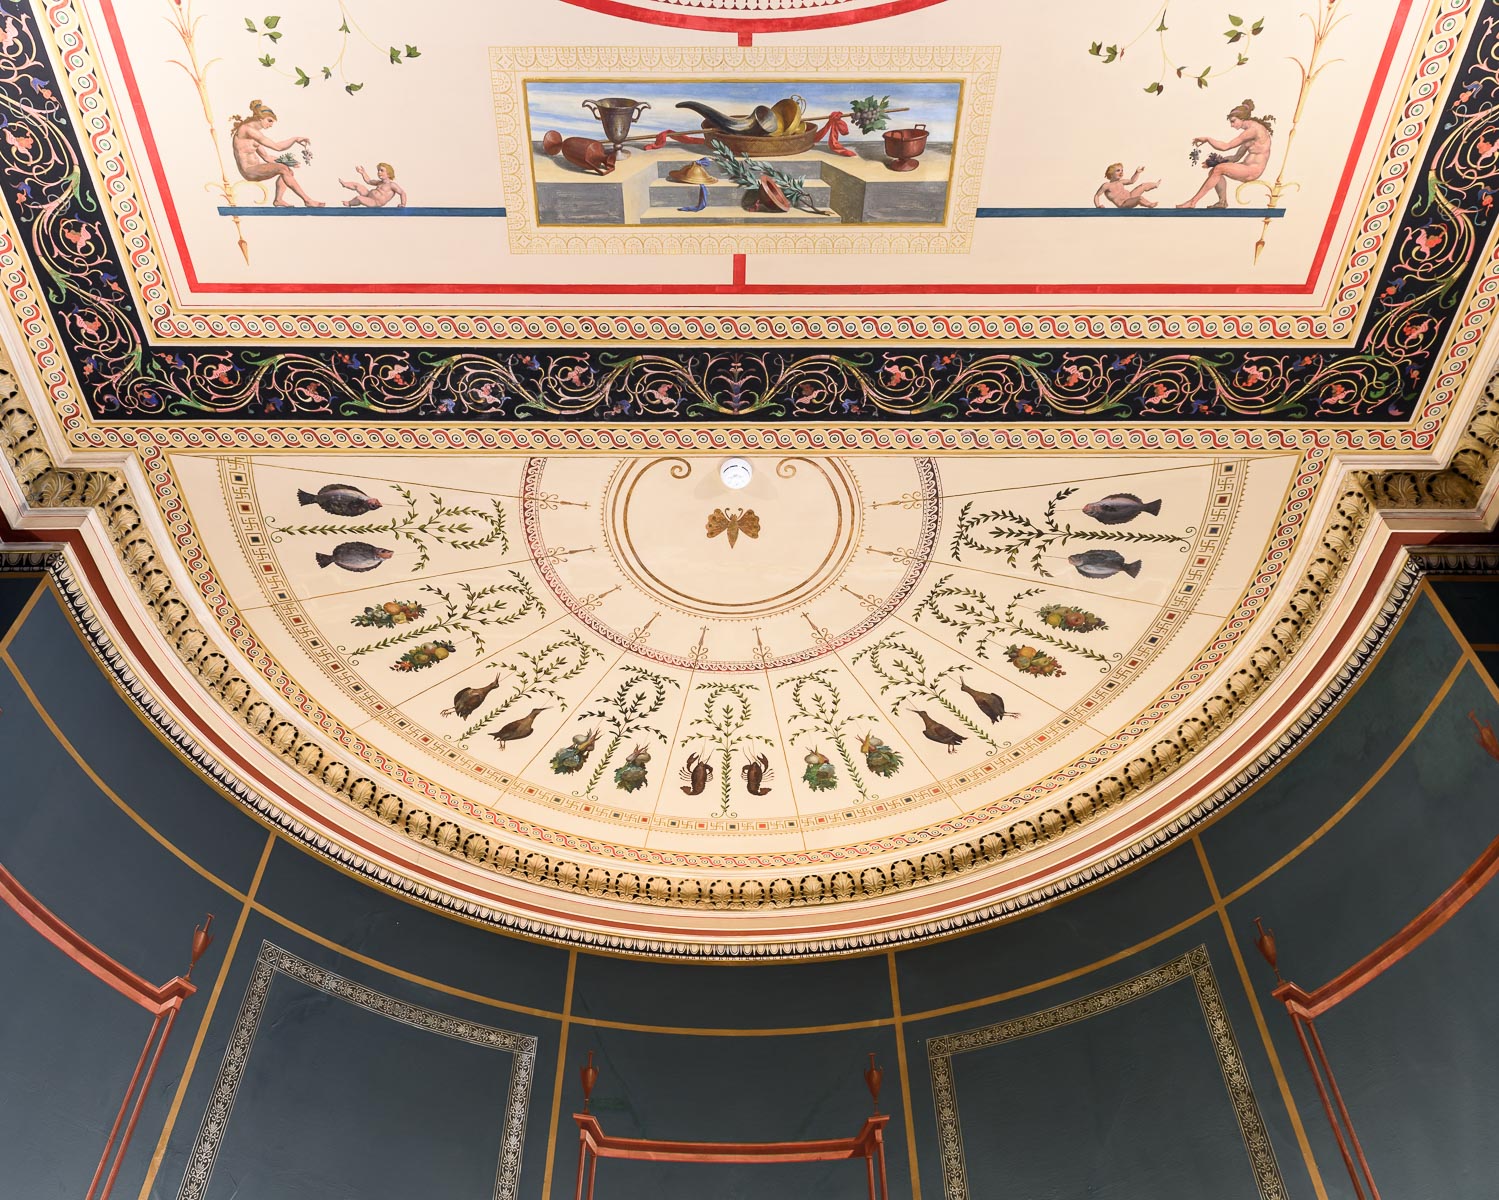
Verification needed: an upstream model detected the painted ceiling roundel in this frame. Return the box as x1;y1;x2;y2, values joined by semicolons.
0;0;1496;954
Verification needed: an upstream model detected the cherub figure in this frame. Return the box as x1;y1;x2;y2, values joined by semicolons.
230;99;322;207
1094;163;1158;209
340;162;406;208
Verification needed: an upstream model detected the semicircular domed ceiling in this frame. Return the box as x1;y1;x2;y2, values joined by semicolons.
0;0;1496;953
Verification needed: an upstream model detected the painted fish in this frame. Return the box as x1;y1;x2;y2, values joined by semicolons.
1082;493;1161;525
1069;549;1141;579
297;483;382;517
315;542;393;572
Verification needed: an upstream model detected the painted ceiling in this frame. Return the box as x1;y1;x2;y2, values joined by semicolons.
0;0;1496;953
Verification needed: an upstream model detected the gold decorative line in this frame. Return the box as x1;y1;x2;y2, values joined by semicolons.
1193;836;1329;1200
241;457;589;506
867;548;1211;614
643;633;702;842
886;608;1073;731
927;946;1286;1200
888;951;923;1200
135;832;275;1200
0;575;46;654
540;950;578;1200
868;460;1226;508
1470;642;1499;652
1420;581;1499;707
1220;653;1468;908
245;900;561;1020
905;905;1217;1022
1;649;248;899
568;1013;895;1037
827;639;963;816
760;637;809;852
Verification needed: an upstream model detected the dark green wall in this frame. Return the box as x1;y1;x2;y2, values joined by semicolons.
2;570;1496;1200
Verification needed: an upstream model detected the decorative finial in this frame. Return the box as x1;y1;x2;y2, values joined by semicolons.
1253;917;1281;982
864;1052;884;1114
580;1050;599;1113
187;914;215;978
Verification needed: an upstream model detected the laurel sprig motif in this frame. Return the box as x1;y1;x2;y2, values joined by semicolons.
778;670;883;798
344;573;543;661
852;636;997;750
682;682;773;817
575;666;681;794
457;631;601;745
950;488;1189;577
272;485;507;573
705;139;829;215
914;579;1117;671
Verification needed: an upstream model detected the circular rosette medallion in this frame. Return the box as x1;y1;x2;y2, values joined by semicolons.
521;456;939;671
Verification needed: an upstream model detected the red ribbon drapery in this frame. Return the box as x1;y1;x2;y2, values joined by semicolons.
640;112;858;158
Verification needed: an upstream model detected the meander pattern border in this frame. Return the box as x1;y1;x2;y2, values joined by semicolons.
926;946;1285;1200
175;941;537;1200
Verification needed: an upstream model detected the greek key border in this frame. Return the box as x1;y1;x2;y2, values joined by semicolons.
175;941;537;1200
927;946;1284;1200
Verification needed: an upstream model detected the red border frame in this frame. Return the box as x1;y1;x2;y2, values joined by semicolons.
559;0;947;36
89;0;1413;299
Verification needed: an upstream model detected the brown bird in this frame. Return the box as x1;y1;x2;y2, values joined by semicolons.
488;706;548;749
960;678;1018;724
442;674;501;719
913;710;965;753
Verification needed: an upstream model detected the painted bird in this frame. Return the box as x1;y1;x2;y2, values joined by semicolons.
489;707;548;749
442;674;501;719
960;678;1018;724
314;542;393;572
1069;549;1141;580
297;483;382;517
1082;493;1161;525
913;710;965;753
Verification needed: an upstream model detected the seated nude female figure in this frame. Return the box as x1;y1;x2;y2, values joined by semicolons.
1178;99;1274;208
230;100;323;207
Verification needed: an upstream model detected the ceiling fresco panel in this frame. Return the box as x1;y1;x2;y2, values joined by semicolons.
1;0;1497;954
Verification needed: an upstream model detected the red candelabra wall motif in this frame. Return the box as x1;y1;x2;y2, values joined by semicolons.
1254;824;1499;1200
0;862;211;1200
572;1053;891;1200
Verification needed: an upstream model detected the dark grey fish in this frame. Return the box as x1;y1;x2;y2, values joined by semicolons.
297;483;382;517
315;542;394;572
1082;493;1161;525
1069;549;1141;579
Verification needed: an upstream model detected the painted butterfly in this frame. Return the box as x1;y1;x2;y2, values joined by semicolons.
705;507;761;549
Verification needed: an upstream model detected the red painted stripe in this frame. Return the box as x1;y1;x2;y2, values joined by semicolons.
89;0;1415;300
1278;834;1499;1019
557;0;946;36
0;861;194;1012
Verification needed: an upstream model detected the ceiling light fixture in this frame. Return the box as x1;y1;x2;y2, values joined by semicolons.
720;457;753;490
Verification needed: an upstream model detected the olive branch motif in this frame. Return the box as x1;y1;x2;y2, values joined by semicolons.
457;631;601;744
575;667;680;794
778;670;880;798
852;637;997;750
1087;5;1265;95
682;682;773;817
913;578;1117;670
950;487;1188;577
272;485;508;573
344;573;543;662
